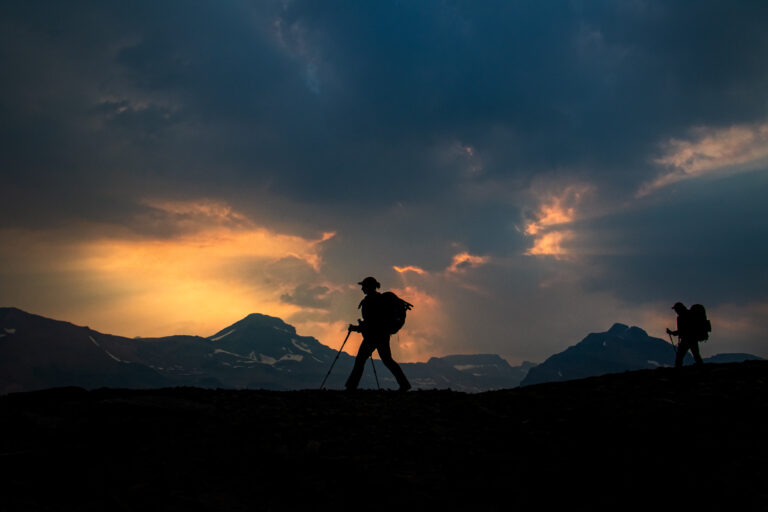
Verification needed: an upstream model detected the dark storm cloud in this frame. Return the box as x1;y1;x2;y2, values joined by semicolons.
280;283;333;309
6;0;768;225
578;168;768;306
271;1;768;190
2;1;768;359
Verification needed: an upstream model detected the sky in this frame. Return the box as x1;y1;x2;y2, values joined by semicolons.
2;1;768;364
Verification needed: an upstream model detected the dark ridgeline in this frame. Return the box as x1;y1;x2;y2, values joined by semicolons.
2;361;767;510
521;323;762;387
2;307;762;393
0;307;532;393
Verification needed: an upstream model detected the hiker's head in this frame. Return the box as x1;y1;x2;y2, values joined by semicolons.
358;276;380;294
672;302;687;314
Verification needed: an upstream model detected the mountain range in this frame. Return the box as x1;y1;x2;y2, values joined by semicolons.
521;322;762;386
0;307;532;393
1;308;760;394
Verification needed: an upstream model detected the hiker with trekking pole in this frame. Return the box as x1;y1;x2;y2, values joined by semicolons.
320;277;412;391
666;302;711;368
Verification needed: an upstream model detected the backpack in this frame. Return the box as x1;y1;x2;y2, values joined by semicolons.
689;304;712;341
380;291;413;335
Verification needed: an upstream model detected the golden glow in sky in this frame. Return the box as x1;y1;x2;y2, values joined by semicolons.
0;200;336;339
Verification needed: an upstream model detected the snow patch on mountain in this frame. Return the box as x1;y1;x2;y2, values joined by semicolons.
291;339;313;354
4;328;16;334
210;328;236;341
212;348;286;366
106;352;124;363
214;349;260;362
89;335;126;363
279;353;303;363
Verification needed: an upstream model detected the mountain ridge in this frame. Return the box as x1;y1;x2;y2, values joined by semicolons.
521;322;763;386
0;307;531;393
3;309;761;394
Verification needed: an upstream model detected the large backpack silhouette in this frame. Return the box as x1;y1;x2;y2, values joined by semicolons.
380;292;413;335
689;304;712;341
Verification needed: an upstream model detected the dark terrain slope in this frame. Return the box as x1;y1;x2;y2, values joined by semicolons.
0;307;530;392
522;323;763;386
1;361;766;511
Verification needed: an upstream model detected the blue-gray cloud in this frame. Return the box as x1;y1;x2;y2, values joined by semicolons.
2;1;768;359
280;283;333;309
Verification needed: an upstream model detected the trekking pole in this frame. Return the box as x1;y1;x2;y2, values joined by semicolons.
370;357;381;390
320;328;352;390
667;332;678;355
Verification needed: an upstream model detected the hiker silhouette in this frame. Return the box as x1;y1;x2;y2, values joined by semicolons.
666;302;704;367
345;277;412;391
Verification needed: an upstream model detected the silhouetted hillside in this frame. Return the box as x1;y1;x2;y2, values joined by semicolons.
0;308;530;393
522;323;763;386
2;361;766;510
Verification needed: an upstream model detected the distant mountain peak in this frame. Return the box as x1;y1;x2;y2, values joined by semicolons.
607;323;648;339
608;323;629;333
522;322;761;387
209;313;296;340
245;313;294;330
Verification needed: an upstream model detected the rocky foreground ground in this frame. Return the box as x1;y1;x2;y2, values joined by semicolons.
2;361;767;510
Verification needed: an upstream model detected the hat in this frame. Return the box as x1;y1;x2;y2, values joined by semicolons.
672;302;686;310
358;276;380;289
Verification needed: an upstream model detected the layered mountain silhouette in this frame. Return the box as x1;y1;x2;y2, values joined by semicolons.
521;322;763;386
2;309;761;394
0;307;531;393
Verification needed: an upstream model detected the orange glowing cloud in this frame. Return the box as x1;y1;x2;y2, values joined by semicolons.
525;204;574;235
394;252;489;280
447;252;489;274
82;226;333;274
525;230;574;259
523;184;592;259
640;122;768;196
524;184;592;236
393;265;427;275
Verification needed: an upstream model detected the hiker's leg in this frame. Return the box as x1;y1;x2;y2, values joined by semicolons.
674;341;687;368
375;336;410;390
345;338;375;390
690;341;703;365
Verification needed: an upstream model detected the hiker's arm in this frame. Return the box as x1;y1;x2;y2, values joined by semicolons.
666;328;678;336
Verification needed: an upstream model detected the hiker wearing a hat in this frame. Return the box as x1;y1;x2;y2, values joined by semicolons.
345;277;412;391
666;302;704;368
